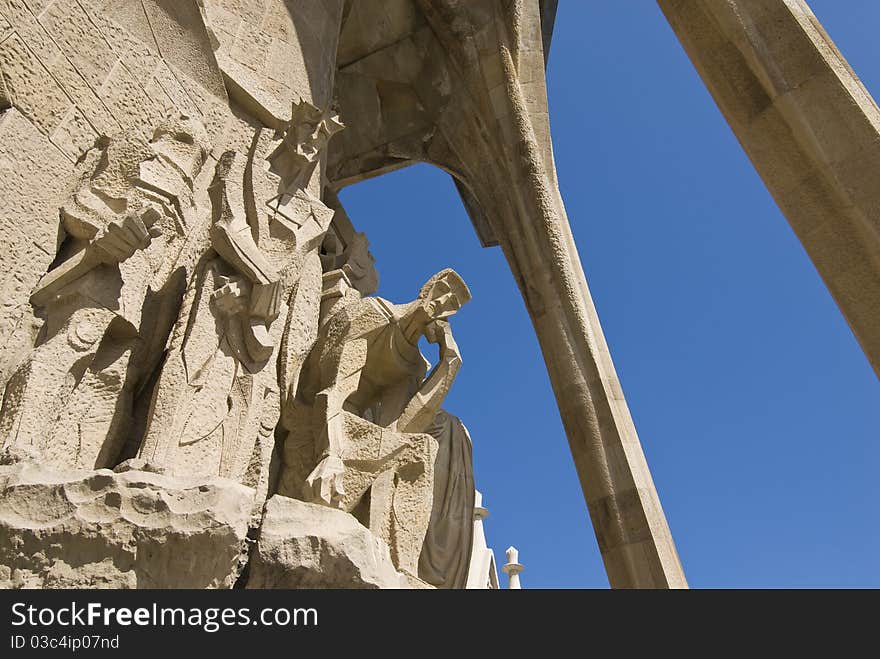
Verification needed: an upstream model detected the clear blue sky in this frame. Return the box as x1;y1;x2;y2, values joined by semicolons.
338;1;880;588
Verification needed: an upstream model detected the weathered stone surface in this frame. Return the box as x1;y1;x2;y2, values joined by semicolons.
0;459;253;588
0;108;74;392
246;495;406;589
0;0;820;587
278;269;469;578
419;410;475;589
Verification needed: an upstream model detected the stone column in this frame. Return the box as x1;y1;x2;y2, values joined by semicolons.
658;0;880;378
488;137;689;589
469;11;689;588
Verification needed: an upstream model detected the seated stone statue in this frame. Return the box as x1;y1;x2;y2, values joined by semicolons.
279;268;470;576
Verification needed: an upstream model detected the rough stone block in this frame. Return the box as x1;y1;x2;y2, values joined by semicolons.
246;495;407;589
0;460;254;588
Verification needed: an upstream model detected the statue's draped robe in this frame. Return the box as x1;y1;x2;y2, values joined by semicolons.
419;410;475;589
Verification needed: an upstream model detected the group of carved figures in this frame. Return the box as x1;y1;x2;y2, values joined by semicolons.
0;100;475;588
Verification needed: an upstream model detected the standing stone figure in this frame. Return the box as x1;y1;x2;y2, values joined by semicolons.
136;101;342;493
0;116;210;470
279;268;471;576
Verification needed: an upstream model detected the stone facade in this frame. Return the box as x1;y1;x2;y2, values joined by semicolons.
0;0;486;589
0;0;872;589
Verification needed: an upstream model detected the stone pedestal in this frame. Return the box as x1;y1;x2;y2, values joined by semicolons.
0;460;254;588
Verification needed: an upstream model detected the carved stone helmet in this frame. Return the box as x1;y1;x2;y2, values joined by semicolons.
149;114;211;184
287;98;344;165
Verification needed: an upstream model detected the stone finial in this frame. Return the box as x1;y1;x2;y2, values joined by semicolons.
502;546;524;589
474;490;489;522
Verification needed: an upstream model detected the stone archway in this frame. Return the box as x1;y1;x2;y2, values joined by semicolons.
328;0;688;588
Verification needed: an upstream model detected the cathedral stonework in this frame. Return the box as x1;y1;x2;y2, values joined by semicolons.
1;0;872;590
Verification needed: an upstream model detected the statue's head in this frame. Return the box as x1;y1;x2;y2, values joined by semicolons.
73;114;209;221
285;99;344;165
268;99;344;185
418;269;471;320
150;114;211;184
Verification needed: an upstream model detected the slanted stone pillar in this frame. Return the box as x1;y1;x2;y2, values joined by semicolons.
480;81;689;588
658;0;880;377
425;0;689;590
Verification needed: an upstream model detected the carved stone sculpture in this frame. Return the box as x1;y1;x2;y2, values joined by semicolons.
419;410;476;589
319;189;379;298
0;1;364;588
0;0;776;589
279;269;471;577
135;101;341;497
0;116;209;470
